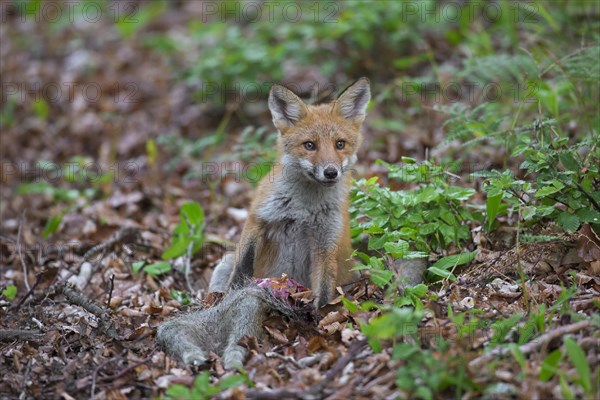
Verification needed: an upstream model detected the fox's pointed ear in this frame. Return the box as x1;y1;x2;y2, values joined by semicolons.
268;84;308;132
333;78;371;124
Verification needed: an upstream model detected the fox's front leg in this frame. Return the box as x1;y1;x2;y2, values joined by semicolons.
209;239;256;292
311;244;339;308
227;236;256;288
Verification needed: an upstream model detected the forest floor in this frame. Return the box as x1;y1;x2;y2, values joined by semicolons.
1;3;598;400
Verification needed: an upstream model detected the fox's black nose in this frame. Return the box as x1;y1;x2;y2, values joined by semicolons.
324;166;338;179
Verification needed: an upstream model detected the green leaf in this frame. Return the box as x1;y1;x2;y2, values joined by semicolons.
427;266;456;281
383;240;409;258
536;185;562;198
170;289;192;306
415;186;439;203
192;371;211;395
146;138;158;166
341;297;358;313
368;233;390;250
540;349;562;381
115;1;165;39
181;202;204;227
509;344;526;373
559;153;579;172
557;212;580;231
414;386;433;400
445;186;476;201
351;263;370;271
369;256;384;270
418;223;438;236
162;237;192;260
576;208;600;223
143;261;171;276
369;269;394;288
218;374;248;390
132;261;145;273
407;283;428;298
559;373;575;400
2;285;17;301
490;314;523;347
32;98;49;120
173;221;190;236
165;384;191;398
431;251;477;270
365;176;379;185
564;336;591;392
486;193;503;231
392;342;419;360
42;214;62;239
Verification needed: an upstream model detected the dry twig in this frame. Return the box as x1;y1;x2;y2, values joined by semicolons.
468;319;592;371
0;329;43;342
107;274;115;307
55;284;119;340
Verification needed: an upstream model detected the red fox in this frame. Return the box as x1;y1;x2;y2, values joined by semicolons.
210;78;371;307
158;79;372;368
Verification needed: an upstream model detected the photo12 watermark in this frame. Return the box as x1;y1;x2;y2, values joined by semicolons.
399;81;539;104
399;1;540;23
2;82;139;105
1;1;145;24
0;1;546;26
1;161;141;185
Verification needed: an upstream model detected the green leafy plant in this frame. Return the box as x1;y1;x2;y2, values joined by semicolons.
540;350;562;381
437;43;600;236
476;129;599;233
158;126;277;185
536;335;594;396
114;1;165;39
130;202;206;277
427;251;477;282
352;254;394;288
170;289;193;306
131;260;172;276
564;336;592;395
361;306;475;399
351;159;479;286
489;313;523;348
131;260;146;273
42;214;62;239
2;285;17;301
162;202;205;260
163;370;252;400
142;261;172;276
352;159;478;254
393;283;429;310
516;133;599;231
32;98;49;120
17;156;114;204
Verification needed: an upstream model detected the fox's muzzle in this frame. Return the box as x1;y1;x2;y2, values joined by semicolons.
315;163;342;185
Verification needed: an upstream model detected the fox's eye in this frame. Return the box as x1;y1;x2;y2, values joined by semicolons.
304;141;316;151
336;140;345;150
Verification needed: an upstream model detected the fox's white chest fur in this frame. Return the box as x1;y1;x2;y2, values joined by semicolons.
255;174;345;285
